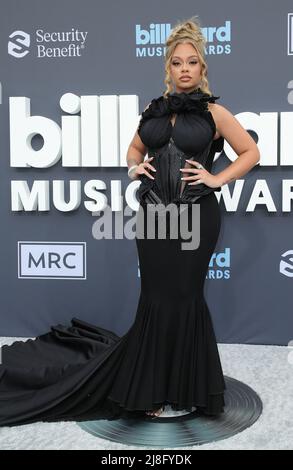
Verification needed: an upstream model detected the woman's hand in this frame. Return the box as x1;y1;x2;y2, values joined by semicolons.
131;156;156;180
180;159;222;189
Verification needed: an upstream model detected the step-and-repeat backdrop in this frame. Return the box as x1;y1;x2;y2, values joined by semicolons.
0;0;292;345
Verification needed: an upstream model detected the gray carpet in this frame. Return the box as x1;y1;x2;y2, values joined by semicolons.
0;337;292;450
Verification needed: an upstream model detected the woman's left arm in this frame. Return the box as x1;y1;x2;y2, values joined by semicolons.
211;103;260;186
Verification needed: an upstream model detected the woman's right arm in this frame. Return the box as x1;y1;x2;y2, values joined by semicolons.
126;103;156;180
126;132;147;171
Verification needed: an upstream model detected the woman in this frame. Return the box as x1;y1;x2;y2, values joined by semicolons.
0;17;260;426
124;17;260;417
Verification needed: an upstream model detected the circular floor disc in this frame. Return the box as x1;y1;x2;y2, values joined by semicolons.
77;376;263;447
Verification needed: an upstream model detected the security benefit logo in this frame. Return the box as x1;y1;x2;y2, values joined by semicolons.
18;242;86;279
8;28;88;59
280;250;293;277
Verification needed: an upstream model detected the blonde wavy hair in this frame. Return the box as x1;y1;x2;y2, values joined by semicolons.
163;15;212;98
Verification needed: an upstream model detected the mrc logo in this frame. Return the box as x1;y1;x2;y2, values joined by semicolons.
18;241;86;279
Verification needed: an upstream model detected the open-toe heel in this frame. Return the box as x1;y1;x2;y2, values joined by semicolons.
146;404;165;419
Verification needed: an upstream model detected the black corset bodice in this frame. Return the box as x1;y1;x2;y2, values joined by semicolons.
136;88;224;206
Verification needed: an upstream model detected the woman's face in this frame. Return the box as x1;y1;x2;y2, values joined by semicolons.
169;42;202;93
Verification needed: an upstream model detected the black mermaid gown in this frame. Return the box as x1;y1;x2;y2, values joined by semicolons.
0;88;226;427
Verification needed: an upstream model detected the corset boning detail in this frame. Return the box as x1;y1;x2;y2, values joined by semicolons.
137;138;222;207
136;88;224;208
